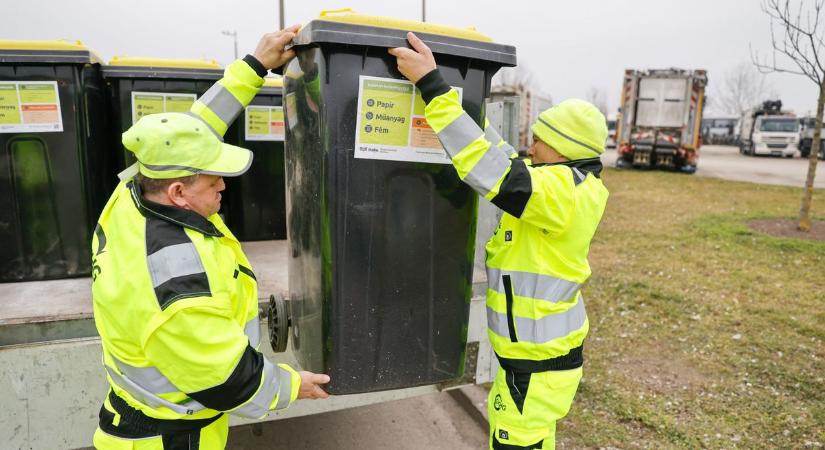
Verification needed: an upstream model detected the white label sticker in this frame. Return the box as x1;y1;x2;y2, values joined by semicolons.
354;75;462;164
131;91;197;124
245;106;285;141
0;81;63;133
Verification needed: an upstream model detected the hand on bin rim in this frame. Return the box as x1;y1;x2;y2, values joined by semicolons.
298;371;331;400
388;32;437;83
253;25;302;70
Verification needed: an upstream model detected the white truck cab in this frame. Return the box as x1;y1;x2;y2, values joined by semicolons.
751;116;799;157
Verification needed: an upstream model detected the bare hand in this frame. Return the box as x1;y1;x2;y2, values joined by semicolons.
388;32;437;83
297;371;330;399
252;24;301;70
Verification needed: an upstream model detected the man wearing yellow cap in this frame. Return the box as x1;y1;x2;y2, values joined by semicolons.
391;34;609;449
90;27;330;449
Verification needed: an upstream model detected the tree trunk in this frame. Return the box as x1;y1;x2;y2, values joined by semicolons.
799;82;825;231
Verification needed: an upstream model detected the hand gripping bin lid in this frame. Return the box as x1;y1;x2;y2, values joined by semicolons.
281;10;516;394
0;40;109;282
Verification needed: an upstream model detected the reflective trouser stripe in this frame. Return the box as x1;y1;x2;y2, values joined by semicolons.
487;268;582;303
105;363;205;416
147;243;205;288
487;298;587;344
230;360;292;418
245;317;261;350
196;83;243;133
437;112;511;196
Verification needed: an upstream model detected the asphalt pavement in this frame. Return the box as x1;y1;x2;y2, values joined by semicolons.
603;145;825;188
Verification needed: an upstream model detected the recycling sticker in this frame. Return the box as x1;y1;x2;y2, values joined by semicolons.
0;81;63;133
354;75;462;164
245;106;285;141
131;91;197;124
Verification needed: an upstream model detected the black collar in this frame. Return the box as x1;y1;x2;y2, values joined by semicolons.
531;157;603;178
127;180;223;237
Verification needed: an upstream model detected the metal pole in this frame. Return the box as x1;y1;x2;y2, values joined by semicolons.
279;0;285;29
422;0;426;22
221;30;238;60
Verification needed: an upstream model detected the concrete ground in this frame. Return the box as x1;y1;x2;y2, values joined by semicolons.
603;145;825;188
228;386;491;450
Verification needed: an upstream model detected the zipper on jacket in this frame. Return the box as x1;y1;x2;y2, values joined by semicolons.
503;274;518;343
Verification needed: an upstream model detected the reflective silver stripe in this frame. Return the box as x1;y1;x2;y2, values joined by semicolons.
571;167;586;185
105;363;205;416
245;318;261;349
141;162;201;174
437;113;484;158
486;297;587;344
147;243;205;288
487;268;582;303
463;145;511;196
484;124;504;146
498;142;517;157
537;117;603;155
184;112;223;141
198;84;243;127
274;366;293;410
231;359;283;419
116;360;177;394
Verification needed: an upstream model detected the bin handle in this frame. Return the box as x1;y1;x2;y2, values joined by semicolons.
320;8;355;17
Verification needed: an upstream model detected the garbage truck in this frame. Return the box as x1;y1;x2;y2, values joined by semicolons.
615;68;708;173
738;100;799;157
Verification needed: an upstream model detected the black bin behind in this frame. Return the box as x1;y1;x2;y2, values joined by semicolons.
0;40;109;282
284;12;516;394
102;57;223;173
224;78;287;241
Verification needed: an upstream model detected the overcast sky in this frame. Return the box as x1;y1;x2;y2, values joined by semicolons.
7;0;820;117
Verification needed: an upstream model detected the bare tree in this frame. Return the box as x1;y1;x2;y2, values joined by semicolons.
752;0;824;232
716;62;774;116
586;86;609;116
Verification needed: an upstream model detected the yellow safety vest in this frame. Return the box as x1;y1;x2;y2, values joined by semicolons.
91;58;300;422
425;88;609;372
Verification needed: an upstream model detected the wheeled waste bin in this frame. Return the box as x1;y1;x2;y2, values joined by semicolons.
282;11;516;394
102;57;223;172
224;77;287;241
0;40;109;282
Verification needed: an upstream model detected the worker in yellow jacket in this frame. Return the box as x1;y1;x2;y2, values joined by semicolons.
391;33;609;449
91;27;330;449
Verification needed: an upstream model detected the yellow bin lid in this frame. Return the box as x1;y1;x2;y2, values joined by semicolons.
313;9;492;42
294;9;516;66
0;39;103;64
108;56;222;69
263;77;283;88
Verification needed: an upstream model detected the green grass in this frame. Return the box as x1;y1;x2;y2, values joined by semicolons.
557;169;825;449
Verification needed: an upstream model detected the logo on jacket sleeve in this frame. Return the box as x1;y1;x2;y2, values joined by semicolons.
493;394;506;411
499;429;510;440
504;231;512;242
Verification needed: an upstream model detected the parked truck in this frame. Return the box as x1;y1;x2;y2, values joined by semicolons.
798;116;825;159
738;100;799;157
615;68;708;173
491;84;553;151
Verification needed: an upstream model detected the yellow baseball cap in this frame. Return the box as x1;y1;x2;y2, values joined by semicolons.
531;99;607;161
121;112;252;179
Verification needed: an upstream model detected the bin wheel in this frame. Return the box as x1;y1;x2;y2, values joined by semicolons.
268;294;290;353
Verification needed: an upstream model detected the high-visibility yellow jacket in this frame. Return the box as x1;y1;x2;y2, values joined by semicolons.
418;70;609;372
91;57;300;423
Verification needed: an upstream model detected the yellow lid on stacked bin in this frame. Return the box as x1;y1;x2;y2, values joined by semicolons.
108;56;221;69
314;8;492;42
263;77;284;88
0;39;103;64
